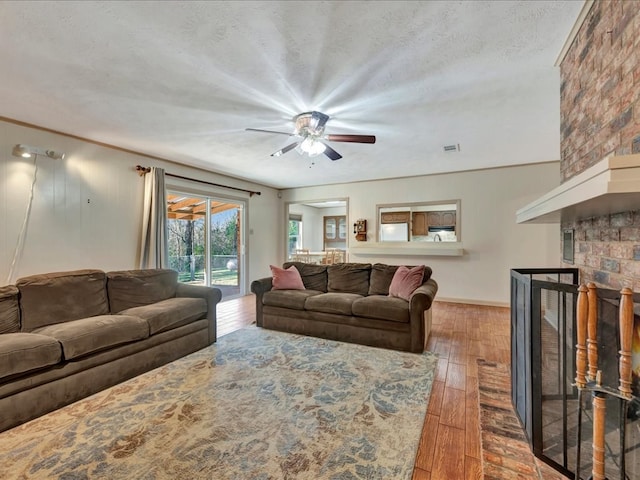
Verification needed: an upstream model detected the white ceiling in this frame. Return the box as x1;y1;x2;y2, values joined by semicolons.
0;1;583;189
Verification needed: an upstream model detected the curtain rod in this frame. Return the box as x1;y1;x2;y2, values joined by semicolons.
135;165;261;197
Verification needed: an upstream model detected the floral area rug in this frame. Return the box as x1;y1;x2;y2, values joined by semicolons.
0;326;438;479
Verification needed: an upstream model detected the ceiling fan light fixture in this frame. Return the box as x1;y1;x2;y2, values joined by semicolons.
299;137;326;157
247;110;373;161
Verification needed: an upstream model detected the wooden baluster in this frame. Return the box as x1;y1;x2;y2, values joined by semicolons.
619;287;634;398
576;284;588;388
592;375;607;480
587;282;598;381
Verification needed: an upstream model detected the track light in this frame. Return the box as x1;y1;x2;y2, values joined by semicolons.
12;144;65;160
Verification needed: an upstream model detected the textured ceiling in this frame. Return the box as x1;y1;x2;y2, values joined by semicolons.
0;1;584;189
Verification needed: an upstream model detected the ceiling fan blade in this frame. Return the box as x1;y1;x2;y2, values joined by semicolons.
321;142;342;161
310;111;330;130
271;142;300;157
246;128;295;136
324;134;376;144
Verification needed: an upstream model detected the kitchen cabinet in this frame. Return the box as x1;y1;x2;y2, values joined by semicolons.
412;212;428;235
381;212;410;224
338;217;346;239
427;211;456;227
324;216;347;249
325;217;337;240
441;211;456;226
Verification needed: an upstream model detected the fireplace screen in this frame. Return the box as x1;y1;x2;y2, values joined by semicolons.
511;269;640;479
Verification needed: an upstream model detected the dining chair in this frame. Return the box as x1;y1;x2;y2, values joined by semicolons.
321;249;336;265
294;249;311;263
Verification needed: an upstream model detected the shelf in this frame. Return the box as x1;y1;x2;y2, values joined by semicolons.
349;242;464;257
516;154;640;224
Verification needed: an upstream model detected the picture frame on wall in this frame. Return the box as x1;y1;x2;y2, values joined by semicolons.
562;229;574;264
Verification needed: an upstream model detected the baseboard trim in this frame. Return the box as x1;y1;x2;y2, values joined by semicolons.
435;297;509;308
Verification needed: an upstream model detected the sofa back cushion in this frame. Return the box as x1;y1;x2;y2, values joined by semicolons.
327;263;372;296
283;262;328;292
368;264;399;295
16;270;110;331
107;269;178;313
0;285;20;334
369;263;433;295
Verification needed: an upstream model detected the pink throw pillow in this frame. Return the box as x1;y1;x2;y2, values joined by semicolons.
388;265;425;301
270;265;305;290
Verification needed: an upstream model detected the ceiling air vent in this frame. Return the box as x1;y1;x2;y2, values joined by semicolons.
443;144;460;152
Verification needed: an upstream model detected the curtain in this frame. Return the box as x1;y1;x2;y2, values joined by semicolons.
139;167;169;269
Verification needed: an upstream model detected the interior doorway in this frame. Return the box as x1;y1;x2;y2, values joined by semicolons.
286;199;347;261
166;192;246;300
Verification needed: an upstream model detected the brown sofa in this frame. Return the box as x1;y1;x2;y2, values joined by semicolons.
251;262;438;353
0;268;221;433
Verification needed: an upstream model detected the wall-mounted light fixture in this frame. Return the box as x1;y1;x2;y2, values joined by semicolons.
12;144;65;160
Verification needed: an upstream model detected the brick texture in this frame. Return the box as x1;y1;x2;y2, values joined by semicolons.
560;1;640;290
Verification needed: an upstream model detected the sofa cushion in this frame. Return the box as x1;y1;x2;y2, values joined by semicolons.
369;264;433;296
305;293;363;316
389;265;426;301
118;297;207;335
352;295;410;323
283;262;328;291
0;332;62;380
368;264;399;296
17;270;110;331
327;263;371;296
107;269;178;313
422;265;433;282
270;265;305;290
0;285;20;334
263;290;323;310
33;315;149;360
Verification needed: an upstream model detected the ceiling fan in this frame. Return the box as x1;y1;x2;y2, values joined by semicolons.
246;111;376;161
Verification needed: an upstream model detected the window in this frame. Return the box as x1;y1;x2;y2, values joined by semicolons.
288;214;302;259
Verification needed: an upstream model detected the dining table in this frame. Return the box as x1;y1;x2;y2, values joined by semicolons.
307;251;327;262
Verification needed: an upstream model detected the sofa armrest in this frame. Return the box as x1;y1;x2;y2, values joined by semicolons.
176;283;222;344
251;277;273;295
250;277;272;327
410;278;438;311
408;278;438;352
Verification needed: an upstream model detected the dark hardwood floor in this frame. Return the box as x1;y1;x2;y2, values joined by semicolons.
216;296;512;480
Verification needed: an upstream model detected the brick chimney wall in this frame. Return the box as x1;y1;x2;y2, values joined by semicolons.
560;0;640;289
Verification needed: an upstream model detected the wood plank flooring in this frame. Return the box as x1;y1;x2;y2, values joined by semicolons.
216;296;512;479
413;302;510;479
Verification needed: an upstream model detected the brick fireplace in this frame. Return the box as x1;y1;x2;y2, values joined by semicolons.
560;6;640;447
511;3;640;478
559;1;640;286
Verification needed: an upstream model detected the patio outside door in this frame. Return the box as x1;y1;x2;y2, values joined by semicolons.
167;192;245;300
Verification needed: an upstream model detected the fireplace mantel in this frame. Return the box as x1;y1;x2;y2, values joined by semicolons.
516;153;640;224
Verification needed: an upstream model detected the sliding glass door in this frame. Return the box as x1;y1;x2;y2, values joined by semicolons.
167;192;245;300
209;200;243;298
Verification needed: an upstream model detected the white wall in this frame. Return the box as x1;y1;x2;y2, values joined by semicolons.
281;162;561;306
0;120;281;290
1;119;561;305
